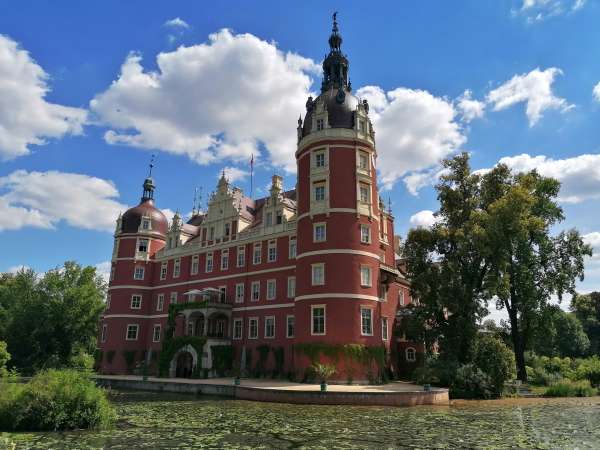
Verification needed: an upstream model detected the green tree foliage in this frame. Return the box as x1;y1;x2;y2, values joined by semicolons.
532;306;589;357
0;341;9;377
0;262;106;374
473;334;515;396
571;292;600;355
404;153;590;383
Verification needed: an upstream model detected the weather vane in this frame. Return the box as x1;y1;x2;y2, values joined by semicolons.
148;154;156;177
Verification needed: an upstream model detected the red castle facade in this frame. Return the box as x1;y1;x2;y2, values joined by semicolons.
98;17;422;382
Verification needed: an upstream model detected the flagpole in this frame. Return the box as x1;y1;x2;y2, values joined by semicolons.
250;153;254;199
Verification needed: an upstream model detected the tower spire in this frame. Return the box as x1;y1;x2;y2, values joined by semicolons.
322;12;349;93
142;154;156;202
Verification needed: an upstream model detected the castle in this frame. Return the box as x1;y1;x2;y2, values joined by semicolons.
98;16;421;382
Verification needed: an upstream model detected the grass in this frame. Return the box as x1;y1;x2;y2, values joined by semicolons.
544;380;597;398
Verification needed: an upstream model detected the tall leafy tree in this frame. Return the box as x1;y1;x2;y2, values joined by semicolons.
571;292;600;355
2;262;105;374
531;305;589;357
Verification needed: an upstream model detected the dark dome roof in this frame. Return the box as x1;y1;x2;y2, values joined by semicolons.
121;199;168;235
302;87;358;137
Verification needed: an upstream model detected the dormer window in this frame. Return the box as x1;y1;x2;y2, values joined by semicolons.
276;210;283;225
358;119;366;133
266;212;273;227
142;219;150;230
316;118;324;131
224;223;231;237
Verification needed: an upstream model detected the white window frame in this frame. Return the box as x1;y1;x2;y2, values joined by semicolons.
314;149;326;166
251;281;260;302
141;218;151;230
287;276;296;298
160;262;167;280
170;291;177;305
382;317;389;341
137;238;149;253
264;316;275;339
316;119;325;132
288;237;297;259
101;324;107;343
221;249;229;270
126;324;139;341
191;255;199;275
267;240;277;262
311;305;326;336
286;315;295;338
237;246;246;267
265;211;273;227
233;318;243;340
253;242;262;265
361;307;374;336
314;182;326;202
311;263;325;286
359;183;370;204
358;151;369;170
173;258;181;278
206;252;214;273
266;279;276;300
156;294;164;311
235;283;245;303
360;224;371;244
399;288;405;306
133;266;145;280
130;294;142;309
106;294;111;310
360;265;372;287
219;286;227;303
406;347;417;362
313;223;327;242
152;324;161;342
248;317;259;339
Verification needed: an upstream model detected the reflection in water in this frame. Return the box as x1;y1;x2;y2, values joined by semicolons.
4;391;600;449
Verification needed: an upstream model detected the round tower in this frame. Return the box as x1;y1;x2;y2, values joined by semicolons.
99;168;168;374
294;15;384;379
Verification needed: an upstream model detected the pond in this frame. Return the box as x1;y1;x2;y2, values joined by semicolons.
3;391;600;449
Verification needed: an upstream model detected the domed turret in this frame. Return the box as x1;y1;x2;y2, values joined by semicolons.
121;168;168;235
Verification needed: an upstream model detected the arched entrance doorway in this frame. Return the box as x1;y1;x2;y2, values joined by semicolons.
175;352;193;378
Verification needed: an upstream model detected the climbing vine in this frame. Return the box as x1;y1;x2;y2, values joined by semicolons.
158;336;207;377
211;345;233;376
122;350;137;373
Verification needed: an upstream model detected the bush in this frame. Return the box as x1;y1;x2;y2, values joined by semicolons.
0;341;9;377
68;350;94;371
0;369;116;431
574;357;600;387
545;380;596;397
474;335;515;396
450;364;494;399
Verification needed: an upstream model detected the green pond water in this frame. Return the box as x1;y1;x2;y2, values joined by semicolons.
2;391;600;449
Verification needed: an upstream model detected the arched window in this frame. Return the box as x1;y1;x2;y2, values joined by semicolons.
406;347;416;362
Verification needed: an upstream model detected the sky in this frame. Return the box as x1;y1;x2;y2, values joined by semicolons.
1;0;600;319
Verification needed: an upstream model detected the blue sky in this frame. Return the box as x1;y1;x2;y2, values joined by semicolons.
2;0;600;305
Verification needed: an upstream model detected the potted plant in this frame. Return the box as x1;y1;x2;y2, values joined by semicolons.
313;363;336;392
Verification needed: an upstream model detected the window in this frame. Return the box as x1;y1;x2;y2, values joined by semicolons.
313;223;326;242
168;237;173;249
106;294;111;310
253;243;262;265
110;266;115;281
311;306;325;335
314;183;326;201
265;316;275;338
206;252;213;272
361;307;373;336
289;237;297;259
237;247;246;267
266;279;276;300
209;226;215;241
314;150;325;167
399;289;405;306
191;255;199;275
233;318;243;340
126;324;139;341
224;222;231;237
287;276;296;298
152;325;161;342
235;283;245;303
359;183;370;203
266;212;273;226
142;218;151;230
133;266;145;280
160;262;167;280
219;286;226;303
360;265;372;287
268;240;277;262
251;281;260;302
316;118;324;131
101;324;107;343
137;238;149;253
221;249;229;270
358;119;366;133
249;318;259;339
380;283;388;302
276;210;283;225
156;294;164;311
173;258;181;278
170;292;177;304
131;294;142;309
406;347;416;362
358;152;369;170
382;318;389;341
311;263;325;286
360;224;371;244
286;315;295;338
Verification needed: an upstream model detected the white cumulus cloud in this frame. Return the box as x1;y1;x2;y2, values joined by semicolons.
517;0;586;22
495;153;600;204
0;170;127;232
221;166;249;184
456;89;485;122
357;86;466;191
94;261;112;283
486;68;572;126
164;17;189;29
0;35;87;160
593;82;600;103
409;210;438;229
91;29;318;172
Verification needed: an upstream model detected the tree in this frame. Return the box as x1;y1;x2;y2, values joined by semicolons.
2;262;106;374
531;306;589;357
571;292;600;355
0;340;10;376
474;334;515;396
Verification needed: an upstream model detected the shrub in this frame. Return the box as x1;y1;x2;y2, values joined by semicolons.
474;335;515;396
312;363;336;382
0;341;10;377
69;350;94;371
574;357;600;387
450;364;494;399
0;369;116;431
545;380;596;397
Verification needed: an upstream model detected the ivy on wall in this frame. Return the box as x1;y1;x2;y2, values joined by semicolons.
211;345;233;376
158;336;207;377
